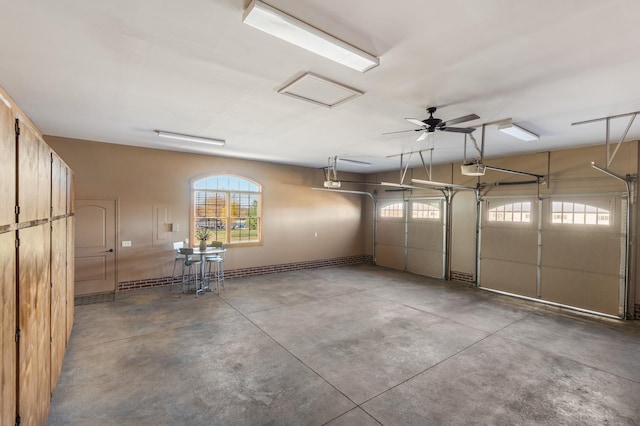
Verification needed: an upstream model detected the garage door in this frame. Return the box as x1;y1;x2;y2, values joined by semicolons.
540;196;625;316
376;197;445;278
479;194;626;317
479;198;538;297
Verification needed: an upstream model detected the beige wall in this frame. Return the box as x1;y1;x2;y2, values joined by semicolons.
45;137;368;284
46;135;640;316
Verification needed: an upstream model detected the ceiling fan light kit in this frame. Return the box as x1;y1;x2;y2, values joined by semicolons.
498;122;539;141
242;0;379;72
156;131;226;146
385;107;479;141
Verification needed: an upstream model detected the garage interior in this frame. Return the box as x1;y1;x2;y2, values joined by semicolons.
2;1;640;424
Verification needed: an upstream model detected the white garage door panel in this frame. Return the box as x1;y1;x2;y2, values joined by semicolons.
407;222;442;251
481;258;537;297
406;219;444;278
481;227;538;263
407;248;443;278
541;267;619;315
376;221;405;246
541;230;620;273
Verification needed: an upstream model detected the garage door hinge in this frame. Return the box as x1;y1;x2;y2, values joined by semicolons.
15;205;20;215
15;328;20;343
15;238;19;248
14;119;20;136
15;414;20;426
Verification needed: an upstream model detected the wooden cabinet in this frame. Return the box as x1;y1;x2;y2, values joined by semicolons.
0;86;75;425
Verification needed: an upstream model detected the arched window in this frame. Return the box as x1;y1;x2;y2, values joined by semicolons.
193;175;262;245
487;201;531;223
412;201;441;219
552;202;610;225
380;202;404;218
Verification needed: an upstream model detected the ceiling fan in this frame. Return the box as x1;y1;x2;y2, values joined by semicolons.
385;107;480;141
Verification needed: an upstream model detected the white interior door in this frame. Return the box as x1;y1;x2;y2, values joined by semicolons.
75;199;116;296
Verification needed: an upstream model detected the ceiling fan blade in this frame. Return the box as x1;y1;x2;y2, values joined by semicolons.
382;129;421;135
416;131;428;142
405;118;426;127
441;126;475;134
441;113;480;127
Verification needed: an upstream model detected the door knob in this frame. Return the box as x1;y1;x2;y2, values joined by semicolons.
106;248;114;252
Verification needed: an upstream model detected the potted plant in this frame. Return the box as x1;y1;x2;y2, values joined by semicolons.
195;227;212;250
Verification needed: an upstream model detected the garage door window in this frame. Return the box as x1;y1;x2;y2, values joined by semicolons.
380;202;404;218
487;201;531;223
551;202;610;225
411;201;441;219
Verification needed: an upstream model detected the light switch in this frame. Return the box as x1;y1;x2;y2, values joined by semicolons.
122;241;132;247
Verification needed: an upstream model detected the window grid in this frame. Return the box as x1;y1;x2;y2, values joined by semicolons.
194;176;261;245
487;202;532;223
551;202;610;225
411;201;441;219
380;202;404;218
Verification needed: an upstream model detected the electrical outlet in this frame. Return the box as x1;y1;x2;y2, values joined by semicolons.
122;241;132;247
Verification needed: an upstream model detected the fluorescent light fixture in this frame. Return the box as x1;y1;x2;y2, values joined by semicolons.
243;0;379;72
411;178;475;190
498;122;539;141
156;131;226;146
338;158;371;167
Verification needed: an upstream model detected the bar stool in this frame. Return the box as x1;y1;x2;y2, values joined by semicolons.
169;241;185;291
204;242;225;293
178;248;204;297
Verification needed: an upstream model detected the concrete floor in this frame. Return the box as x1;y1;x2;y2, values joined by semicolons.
48;264;640;425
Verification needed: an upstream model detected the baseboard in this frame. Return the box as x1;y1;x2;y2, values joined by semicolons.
118;255;374;291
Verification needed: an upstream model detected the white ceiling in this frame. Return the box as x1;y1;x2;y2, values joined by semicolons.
2;0;640;173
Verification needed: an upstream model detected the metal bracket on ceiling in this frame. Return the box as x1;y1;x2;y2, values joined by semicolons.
324;156;339;182
572;110;640;168
386;148;434;185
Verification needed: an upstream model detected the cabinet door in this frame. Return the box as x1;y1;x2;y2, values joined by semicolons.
18;224;51;426
51;219;67;394
0;231;16;426
67;215;75;342
0;96;14;227
18;122;50;222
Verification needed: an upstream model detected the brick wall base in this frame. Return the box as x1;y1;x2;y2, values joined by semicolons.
635;304;640;320
118;254;374;291
450;270;475;284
